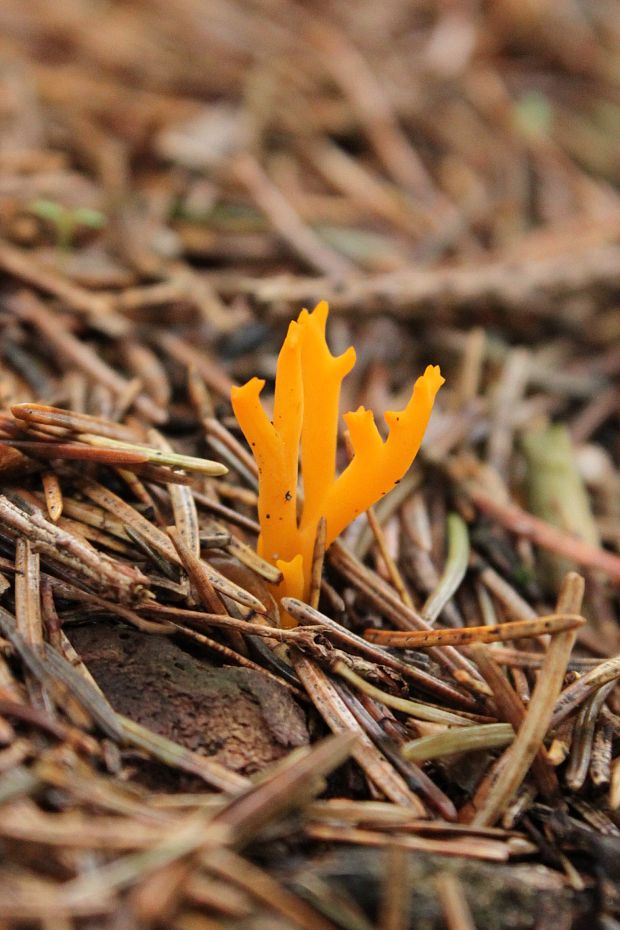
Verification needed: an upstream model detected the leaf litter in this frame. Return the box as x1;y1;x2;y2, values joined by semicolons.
0;2;619;927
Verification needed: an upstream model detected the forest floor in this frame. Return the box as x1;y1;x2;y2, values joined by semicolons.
0;2;619;928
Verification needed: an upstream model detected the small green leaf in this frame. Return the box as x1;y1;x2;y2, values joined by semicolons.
513;91;552;138
73;207;107;229
29;199;66;222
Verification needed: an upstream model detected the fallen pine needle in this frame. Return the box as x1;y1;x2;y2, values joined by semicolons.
435;872;478;930
402;723;514;762
78;434;228;477
471;572;585;826
332;660;476;727
364;613;586;648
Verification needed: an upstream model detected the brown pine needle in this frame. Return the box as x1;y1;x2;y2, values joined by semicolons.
224;534;283;584
2;440;149;466
464;479;620;583
78;434;227;477
402;724;514;763
11;402;139;442
551;653;620;729
468;643;559;799
150;430;201;558
366;506;413;608
293;654;427;813
332;660;476;727
436;873;478;930
41;472;63;522
471;572;585;827
364;612;585;647
79;479;180;565
379;845;410;930
0;14;619;926
309;516;327;610
168;528;267;614
14;540;42;649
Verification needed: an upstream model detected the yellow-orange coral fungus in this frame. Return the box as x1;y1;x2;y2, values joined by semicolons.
231;302;444;621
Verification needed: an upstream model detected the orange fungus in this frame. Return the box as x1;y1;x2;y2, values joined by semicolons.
231;301;444;621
